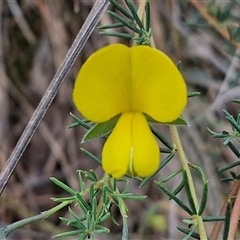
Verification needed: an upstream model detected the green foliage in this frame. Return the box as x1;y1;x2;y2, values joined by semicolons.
208;110;240;171
51;171;146;239
98;0;152;45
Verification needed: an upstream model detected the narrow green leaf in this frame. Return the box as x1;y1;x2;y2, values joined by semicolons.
113;178;117;192
59;217;70;224
168;117;189;126
233;98;240;104
237;113;240;125
160;148;172;154
82;170;98;182
83;114;120;142
103;188;109;205
107;10;142;34
51;196;75;202
145;0;150;32
159;153;175;170
177;226;200;239
230;171;237;179
78;232;90;240
189;163;206;182
150;126;173;150
218;160;240;172
67;113;90;130
90;196;97;221
89;169;99;182
53;229;86;238
159;168;183;183
126;0;144;30
67;216;87;228
110;211;120;226
183;170;197;214
188;92;201;98
155;181;193;215
108;0;134;20
77;170;86;192
114;193;147;200
98;22;125;29
207;127;226;138
67;122;82;129
86;211;91;231
50;177;76;195
139;153;175;187
89;184;95;205
198;181;208;216
68;207;86;229
97;213;111;224
95;225;110;233
236;173;240;180
99;31;134;39
145;113;189;126
75;192;91;214
221;178;234;182
104;186;114;194
172;178;185;197
202;216;225;221
183;227;197;240
223;109;240;133
223;200;231;240
81;148;102;165
225;141;240;158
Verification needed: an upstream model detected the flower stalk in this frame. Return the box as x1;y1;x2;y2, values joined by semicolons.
170;125;208;239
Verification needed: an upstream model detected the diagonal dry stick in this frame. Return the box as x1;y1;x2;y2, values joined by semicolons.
0;0;110;195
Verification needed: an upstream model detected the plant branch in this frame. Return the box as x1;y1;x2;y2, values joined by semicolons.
0;200;73;238
228;183;240;239
169;125;208;239
209;179;240;240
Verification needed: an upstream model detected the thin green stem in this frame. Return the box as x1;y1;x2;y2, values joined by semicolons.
107;177;128;240
169;125;208;240
119;196;128;240
145;2;207;237
0;200;73;238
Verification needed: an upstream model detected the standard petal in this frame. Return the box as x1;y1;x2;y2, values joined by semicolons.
102;112;159;178
73;44;131;122
130;46;187;123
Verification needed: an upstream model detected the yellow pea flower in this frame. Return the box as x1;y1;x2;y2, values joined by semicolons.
73;44;187;178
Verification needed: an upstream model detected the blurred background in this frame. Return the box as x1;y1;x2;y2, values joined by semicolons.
0;0;240;239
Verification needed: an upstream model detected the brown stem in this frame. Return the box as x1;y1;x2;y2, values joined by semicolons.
228;183;240;239
209;180;240;240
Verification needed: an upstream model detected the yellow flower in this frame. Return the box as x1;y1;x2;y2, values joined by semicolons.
73;44;187;178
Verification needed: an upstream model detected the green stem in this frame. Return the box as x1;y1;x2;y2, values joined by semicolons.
145;2;207;237
0;200;73;238
170;125;208;239
108;177;128;240
118;196;128;240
